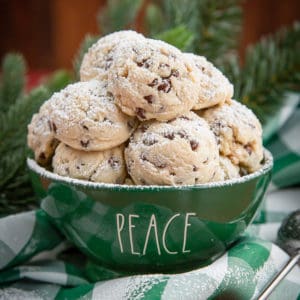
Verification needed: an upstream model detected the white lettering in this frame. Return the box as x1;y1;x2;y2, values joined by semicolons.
162;213;180;254
116;213;125;253
129;214;140;255
143;214;161;255
182;213;196;253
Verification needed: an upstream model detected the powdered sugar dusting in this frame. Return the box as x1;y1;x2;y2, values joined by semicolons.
27;148;272;191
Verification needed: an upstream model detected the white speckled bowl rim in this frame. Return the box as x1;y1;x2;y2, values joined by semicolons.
27;148;273;191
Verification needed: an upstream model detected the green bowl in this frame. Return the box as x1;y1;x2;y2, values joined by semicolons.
27;149;273;273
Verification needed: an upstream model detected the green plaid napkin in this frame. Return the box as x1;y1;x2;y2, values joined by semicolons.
0;94;299;299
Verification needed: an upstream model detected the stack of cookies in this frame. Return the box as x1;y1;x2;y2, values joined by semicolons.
27;30;264;186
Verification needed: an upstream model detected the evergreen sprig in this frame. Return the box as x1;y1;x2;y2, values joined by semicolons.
0;54;26;113
0;54;72;215
98;0;144;34
223;22;300;124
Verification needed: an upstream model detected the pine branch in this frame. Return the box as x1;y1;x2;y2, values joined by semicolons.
196;0;242;63
223;22;300;124
0;57;72;215
147;0;242;62
155;25;194;51
98;0;144;34
0;86;50;188
73;35;99;80
0;53;26;113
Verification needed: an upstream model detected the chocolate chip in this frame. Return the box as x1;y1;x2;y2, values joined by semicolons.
136;108;146;119
177;130;188;139
137;58;150;68
171;69;179;77
140;124;149;132
140;179;147;185
244;144;252;155
195;178;199;183
158;79;171;93
156;162;167;168
148;78;158;87
179;116;190;120
105;60;113;70
248;123;255;129
65;167;69;174
144;95;154;104
141;154;148;161
193;165;198;172
163;132;175;140
82;124;89;130
76;165;80;170
190;140;199;151
159;63;170;68
108;157;119;169
80;140;90;148
170;171;176;176
103;117;113;124
107;91;113;98
143;137;158;146
202;157;209;164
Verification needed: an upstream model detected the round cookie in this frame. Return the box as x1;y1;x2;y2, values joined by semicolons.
80;30;145;82
125;111;220;185
52;143;126;184
199;100;263;172
27;100;59;166
183;53;233;110
108;38;200;121
49;80;138;151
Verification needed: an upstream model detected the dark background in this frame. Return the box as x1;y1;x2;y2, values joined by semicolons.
0;0;299;70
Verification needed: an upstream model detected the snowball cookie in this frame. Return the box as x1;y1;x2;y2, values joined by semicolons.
183;53;233;110
199;100;263;173
80;30;145;82
49;80;138;151
52;143;126;184
125;112;220;185
27;100;59;166
108;38;200;121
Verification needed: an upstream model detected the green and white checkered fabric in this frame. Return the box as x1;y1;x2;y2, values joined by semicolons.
0;95;299;299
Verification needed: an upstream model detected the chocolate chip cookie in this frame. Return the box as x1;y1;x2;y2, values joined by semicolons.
199;100;263;172
52;143;126;184
184;53;233;110
49;80;138;151
108;39;200;121
125;111;220;185
80;30;145;82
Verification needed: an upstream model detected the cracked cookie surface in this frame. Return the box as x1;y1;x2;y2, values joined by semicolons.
108;39;200;121
184;53;233;110
80;30;145;82
125;111;220;185
49;80;138;151
52;143;126;183
199;100;263;172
